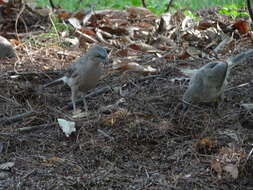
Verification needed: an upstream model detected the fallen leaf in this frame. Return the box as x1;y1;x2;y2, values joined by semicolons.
68;17;82;29
0;162;15;170
195;138;217;154
232;20;249;34
57;118;76;137
57;11;71;20
42;157;61;164
79;28;96;36
113;61;157;73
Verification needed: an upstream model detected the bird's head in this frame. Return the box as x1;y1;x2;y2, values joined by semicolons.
88;44;111;64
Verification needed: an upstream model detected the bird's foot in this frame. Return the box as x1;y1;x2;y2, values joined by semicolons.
72;109;89;118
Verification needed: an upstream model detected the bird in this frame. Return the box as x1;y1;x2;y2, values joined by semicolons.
182;49;253;110
0;36;16;58
44;44;109;113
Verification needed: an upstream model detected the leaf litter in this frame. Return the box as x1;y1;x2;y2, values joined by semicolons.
0;1;253;189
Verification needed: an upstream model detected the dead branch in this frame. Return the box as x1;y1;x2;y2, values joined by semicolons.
141;0;147;8
165;0;175;12
17;123;56;133
247;0;253;23
0;111;34;124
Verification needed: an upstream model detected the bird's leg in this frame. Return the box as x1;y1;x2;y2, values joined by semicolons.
71;89;77;113
83;95;88;113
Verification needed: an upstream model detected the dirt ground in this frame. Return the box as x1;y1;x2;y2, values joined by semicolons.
0;46;252;189
0;4;253;190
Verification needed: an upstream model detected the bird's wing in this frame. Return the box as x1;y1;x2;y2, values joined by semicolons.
65;55;88;78
203;62;228;89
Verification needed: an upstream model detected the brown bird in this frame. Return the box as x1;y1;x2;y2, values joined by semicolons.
183;49;253;109
44;44;109;113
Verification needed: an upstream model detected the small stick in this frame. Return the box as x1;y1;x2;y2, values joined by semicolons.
141;0;147;8
97;129;114;140
247;0;253;23
17;123;56;133
165;0;175;12
0;111;34;124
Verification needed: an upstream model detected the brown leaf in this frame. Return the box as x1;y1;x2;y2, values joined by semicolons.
73;11;85;20
100;26;128;36
128;44;141;51
232;20;249;34
195;138;217;154
195;20;215;30
79;28;96;36
57;11;71;20
115;49;128;57
9;39;21;46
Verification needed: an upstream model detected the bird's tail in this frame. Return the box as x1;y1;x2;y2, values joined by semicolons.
43;77;64;88
227;49;253;68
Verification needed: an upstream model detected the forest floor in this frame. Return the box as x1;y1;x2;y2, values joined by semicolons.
0;3;253;190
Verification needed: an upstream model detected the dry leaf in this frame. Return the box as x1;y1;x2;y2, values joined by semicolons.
224;164;238;179
9;39;22;46
196;138;217;154
232;20;249;34
113;61;157;73
0;162;14;170
57;11;71;20
79;28;96;36
42;157;61;164
195;20;215;30
68;17;81;29
115;49;128;57
57;118;76;137
102;109;128;126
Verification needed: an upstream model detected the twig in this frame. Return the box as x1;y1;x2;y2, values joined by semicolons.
15;3;26;42
97;129;114;140
247;146;253;161
6;31;45;37
49;12;61;42
247;0;253;23
48;0;56;10
17;123;56;133
141;0;147;8
225;82;250;91
165;0;175;12
0;111;34;124
76;30;98;43
214;35;233;53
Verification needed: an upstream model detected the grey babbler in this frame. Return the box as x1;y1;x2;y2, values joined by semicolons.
0;36;16;58
183;49;253;109
44;44;109;113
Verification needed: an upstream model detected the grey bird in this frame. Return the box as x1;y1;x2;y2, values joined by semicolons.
44;44;109;113
183;49;253;109
0;36;16;58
